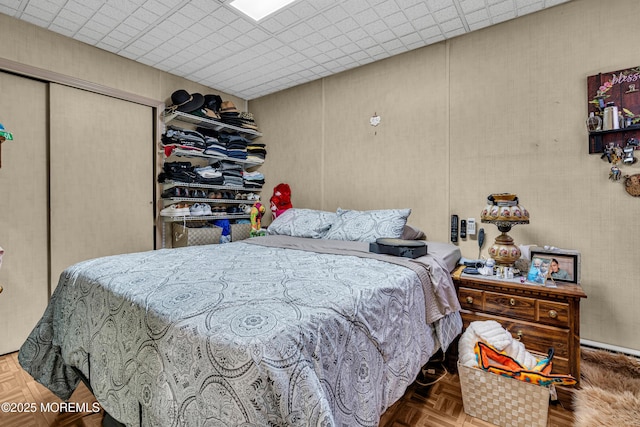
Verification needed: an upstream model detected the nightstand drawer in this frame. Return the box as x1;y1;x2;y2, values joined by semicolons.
458;287;483;311
461;312;569;358
537;300;570;327
484;291;536;321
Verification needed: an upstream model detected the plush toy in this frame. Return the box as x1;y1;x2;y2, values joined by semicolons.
250;201;266;237
269;183;292;219
0;123;14;169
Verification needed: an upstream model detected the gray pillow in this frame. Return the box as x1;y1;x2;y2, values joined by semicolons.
267;208;337;238
401;224;426;240
323;208;411;243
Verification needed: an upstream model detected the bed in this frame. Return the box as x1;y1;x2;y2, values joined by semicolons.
18;208;462;427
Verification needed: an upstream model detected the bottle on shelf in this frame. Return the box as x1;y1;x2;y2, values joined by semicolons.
586;112;602;132
602;102;619;131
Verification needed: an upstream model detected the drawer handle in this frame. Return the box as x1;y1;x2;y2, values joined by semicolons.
0;284;3;294
509;298;516;306
516;330;523;341
466;296;474;304
548;310;558;319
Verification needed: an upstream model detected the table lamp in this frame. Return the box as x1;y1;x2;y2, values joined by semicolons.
480;194;529;266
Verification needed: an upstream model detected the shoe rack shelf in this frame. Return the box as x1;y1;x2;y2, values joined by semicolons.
162;181;260;191
162;214;250;223
163;111;262;140
159;109;265;248
164;149;264;167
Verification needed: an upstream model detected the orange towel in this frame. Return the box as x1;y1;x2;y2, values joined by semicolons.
474;341;577;386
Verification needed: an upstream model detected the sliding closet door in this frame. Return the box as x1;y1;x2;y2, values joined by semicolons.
49;84;154;289
0;72;48;354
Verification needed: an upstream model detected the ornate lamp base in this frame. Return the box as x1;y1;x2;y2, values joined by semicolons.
488;232;521;266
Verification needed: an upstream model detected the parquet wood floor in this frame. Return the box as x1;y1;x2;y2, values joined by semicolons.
0;352;574;426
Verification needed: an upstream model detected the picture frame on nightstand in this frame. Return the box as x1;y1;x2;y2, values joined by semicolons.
526;255;552;285
530;247;581;284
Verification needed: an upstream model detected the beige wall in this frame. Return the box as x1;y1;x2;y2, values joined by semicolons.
251;0;640;352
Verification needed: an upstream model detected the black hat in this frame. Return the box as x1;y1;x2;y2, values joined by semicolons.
204;94;223;112
168;89;205;113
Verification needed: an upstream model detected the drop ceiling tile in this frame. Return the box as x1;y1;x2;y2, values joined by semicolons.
373;0;402;17
440;17;464;32
270;8;300;28
340;0;371;15
491;12;516;24
433;5;460;23
465;8;489;24
516;0;543;8
382;38;404;53
488;1;515;16
426;0;455;12
419;25;444;40
64;1;99;19
459;0;486;13
23;2;56;21
351;7;380;26
399;31;423;46
355;36;378;50
412;13;437;31
306;13;332;31
141;1;172;18
345;27;368;42
371;27;396;43
340;41;363;55
391;21;416;38
468;19;493;31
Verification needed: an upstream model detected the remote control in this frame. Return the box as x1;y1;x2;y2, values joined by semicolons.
450;215;458;243
460;219;467;239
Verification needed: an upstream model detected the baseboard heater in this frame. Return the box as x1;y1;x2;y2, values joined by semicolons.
581;338;640;358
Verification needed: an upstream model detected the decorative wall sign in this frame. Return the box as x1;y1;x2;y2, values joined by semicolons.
587;66;640;154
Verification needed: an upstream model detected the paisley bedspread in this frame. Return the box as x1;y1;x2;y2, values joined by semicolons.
18;236;461;427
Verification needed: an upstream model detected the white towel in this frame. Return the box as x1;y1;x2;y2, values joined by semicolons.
458;320;538;370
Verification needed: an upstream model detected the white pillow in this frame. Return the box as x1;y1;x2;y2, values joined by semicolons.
323;208;411;243
267;208;337;238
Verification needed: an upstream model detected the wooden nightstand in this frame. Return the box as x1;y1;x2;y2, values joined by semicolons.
451;266;587;407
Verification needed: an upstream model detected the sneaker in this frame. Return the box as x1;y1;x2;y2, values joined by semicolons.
160;204;190;216
190;203;205;216
201;204;213;216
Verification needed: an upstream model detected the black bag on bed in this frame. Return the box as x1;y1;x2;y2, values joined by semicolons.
369;238;427;258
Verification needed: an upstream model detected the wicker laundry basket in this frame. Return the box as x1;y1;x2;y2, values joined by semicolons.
172;223;222;247
231;223;252;242
458;362;550;427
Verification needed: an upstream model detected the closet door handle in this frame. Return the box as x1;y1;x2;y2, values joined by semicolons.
0;284;3;294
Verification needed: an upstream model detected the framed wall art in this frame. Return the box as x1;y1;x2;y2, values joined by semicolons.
587;66;640;154
530;247;581;284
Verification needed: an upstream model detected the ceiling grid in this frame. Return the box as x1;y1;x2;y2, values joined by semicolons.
0;0;572;99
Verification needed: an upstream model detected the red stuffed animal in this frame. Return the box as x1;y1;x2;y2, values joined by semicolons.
270;183;292;218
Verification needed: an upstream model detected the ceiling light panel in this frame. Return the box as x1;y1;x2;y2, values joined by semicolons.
229;0;297;21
